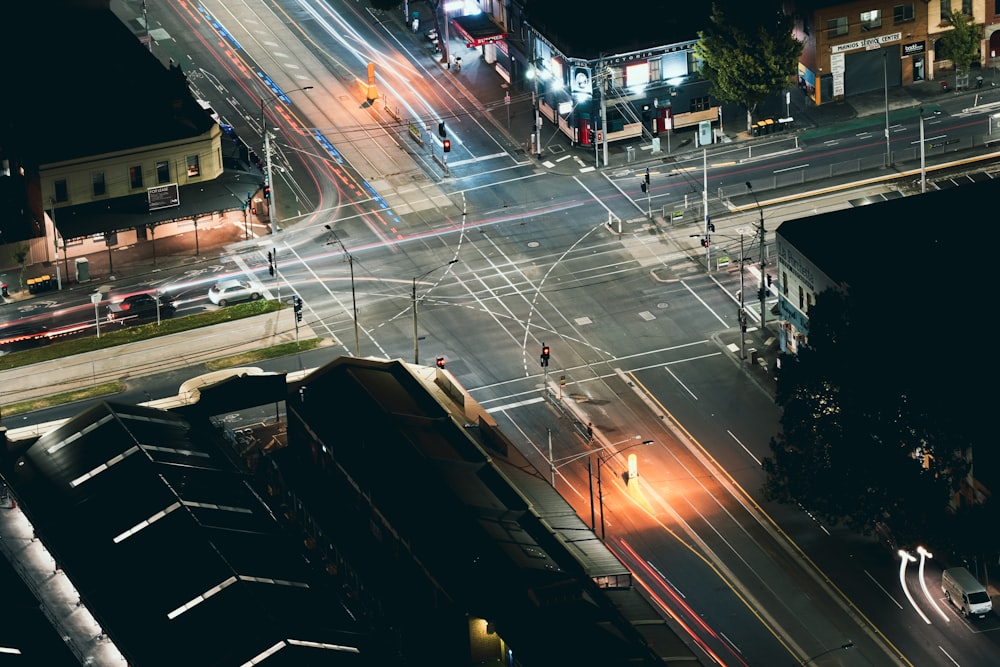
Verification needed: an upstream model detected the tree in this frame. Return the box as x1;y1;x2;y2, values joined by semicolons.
12;243;29;291
695;1;802;133
938;11;980;83
762;287;969;548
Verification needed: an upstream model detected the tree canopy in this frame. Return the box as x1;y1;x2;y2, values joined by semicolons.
762;287;989;556
694;1;802;132
938;11;980;73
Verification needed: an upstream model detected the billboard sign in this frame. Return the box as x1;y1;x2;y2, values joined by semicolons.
148;183;180;211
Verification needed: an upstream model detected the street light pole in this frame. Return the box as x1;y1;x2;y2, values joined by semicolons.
737;227;748;360
801;641;854;666
883;50;892;166
593;438;653;541
919;107;926;193
746;182;767;330
411;259;458;364
325;225;360;357
261;86;314;234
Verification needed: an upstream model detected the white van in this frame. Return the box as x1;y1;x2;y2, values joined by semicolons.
942;567;992;618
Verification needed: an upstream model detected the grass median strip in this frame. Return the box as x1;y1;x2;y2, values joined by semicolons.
206;338;325;370
0;300;283;372
2;381;126;417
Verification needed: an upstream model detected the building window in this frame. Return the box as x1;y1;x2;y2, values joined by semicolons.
92;172;106;196
690;96;711;112
782;271;789;296
156;160;170;184
961;0;971;14
798;285;805;310
860;10;881;31
54;179;68;202
893;4;914;22
129;166;143;189
941;0;951;21
186;155;200;177
827;16;848;37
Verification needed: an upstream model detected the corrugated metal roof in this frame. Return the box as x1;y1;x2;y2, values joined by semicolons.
3;401;371;667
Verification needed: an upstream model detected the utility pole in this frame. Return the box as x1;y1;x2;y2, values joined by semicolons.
703;149;710;265
919;107;926;193
264;124;276;234
260;86;313;235
883;50;892;166
747;182;766;330
326;225;360;357
736;227;750;360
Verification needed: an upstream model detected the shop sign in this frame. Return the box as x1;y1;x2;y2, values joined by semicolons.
831;32;901;54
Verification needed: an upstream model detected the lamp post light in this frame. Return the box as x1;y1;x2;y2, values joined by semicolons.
526;58;543;158
411;259;458;364
883;50;892;166
919;107;926;193
800;641;854;666
325;225;360;357
594;437;654;540
90;291;102;339
745;181;767;330
735;226;751;360
261;86;314;234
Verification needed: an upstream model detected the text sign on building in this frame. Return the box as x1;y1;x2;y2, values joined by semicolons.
147;183;180;211
830;52;845;97
831;32;901;54
903;41;925;56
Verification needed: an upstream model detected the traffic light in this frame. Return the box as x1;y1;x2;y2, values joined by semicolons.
436;357;446;369
640;181;647;193
701;238;710;248
708;218;715;233
263;183;270;199
644;168;650;185
766;274;773;288
443;139;451;153
267;250;275;276
293;296;303;322
540;343;550;367
438;121;446;138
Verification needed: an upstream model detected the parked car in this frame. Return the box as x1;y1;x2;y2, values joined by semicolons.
208;279;264;307
106;292;175;324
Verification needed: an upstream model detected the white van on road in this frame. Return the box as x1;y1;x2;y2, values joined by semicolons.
942;567;992;618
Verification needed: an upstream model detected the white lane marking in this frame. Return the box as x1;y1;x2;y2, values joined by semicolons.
727;430;762;467
486;396;545;412
865;569;904;609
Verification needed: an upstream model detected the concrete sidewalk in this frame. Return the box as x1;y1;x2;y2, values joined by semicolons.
0;311;319;407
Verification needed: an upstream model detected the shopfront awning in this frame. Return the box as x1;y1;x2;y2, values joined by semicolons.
451;13;506;47
52;167;263;242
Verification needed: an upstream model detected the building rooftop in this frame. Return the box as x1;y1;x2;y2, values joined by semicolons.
1;402;374;667
523;0;708;60
2;2;215;166
282;357;698;666
776;174;997;482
